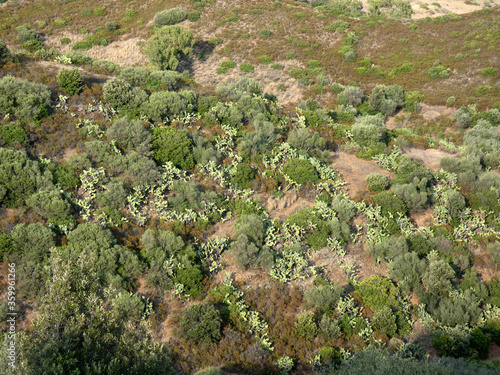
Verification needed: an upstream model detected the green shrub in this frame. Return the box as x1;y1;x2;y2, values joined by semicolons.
72;41;92;50
187;12;200;22
93;8;106;16
271;63;284;70
427;60;450;79
366;173;389;192
259;29;272;38
371;306;397;337
285;51;296;59
260;55;272;64
60;37;71;45
295;312;317;340
179;303;222;343
105;21;119;32
154;8;187;26
481;67;498;77
356;275;401;311
327;19;349;32
0;124;27;146
0;76;51;122
123;9;137;22
92;59;121;73
220;60;236;69
446;96;457;106
152;127;194;169
81;8;92;16
57;68;84;96
22;40;43;52
144;25;193;70
230;164;255;189
283;158;319;185
239;62;254;73
54;18;67;27
174;265;204;297
17;28;38;43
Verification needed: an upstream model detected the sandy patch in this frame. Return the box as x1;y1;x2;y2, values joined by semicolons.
403;147;458;172
420;103;457;122
46;33;148;67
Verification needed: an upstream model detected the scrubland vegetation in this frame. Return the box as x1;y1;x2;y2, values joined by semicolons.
0;0;500;374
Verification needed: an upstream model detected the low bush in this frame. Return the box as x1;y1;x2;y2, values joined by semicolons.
154;8;187;26
57;68;84;96
366;173;389;192
239;63;254;73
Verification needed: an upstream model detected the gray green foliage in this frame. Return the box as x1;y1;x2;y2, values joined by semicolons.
433;290;482;327
232;214;273;270
96;180;127;210
444;190;466;218
319;315;342;340
141;91;186;122
154;8;187;26
337;85;364;107
9;223;55;298
26;187;72;225
368;85;405;115
238;117;279;157
140;229;184;265
106;117;152;155
422;256;455;297
0;75;51;122
304;283;343;314
392;177;430;212
331;195;357;222
144;25;193;70
287;128;326;155
0;149;52;207
92;59;121;73
366;173;389;192
334;349;496;375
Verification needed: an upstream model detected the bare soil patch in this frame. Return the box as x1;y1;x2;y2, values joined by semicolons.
403;147;458;172
262;192;315;221
191;55;305;104
46;33;148;67
420;103;457;121
331;152;394;198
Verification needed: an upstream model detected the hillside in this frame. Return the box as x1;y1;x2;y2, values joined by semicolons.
0;0;500;374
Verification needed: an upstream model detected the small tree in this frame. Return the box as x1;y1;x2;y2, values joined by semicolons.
144;26;193;70
57;68;84;96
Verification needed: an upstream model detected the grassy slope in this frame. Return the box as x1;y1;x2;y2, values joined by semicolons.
1;0;498;108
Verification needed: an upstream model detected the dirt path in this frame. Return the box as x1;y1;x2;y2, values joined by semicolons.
331;152;394;198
